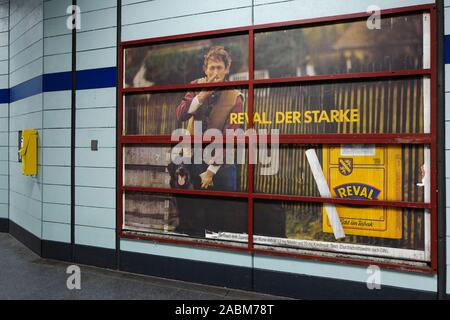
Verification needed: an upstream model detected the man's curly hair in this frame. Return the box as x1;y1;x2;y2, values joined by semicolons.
203;46;232;70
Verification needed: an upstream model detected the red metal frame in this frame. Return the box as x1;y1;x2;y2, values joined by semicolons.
122;69;430;94
120;134;432;145
121;186;430;209
117;4;438;273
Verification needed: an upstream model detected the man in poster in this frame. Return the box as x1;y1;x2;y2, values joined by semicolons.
176;46;244;191
174;46;246;236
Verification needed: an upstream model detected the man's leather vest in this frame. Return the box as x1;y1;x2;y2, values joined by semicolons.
187;78;242;134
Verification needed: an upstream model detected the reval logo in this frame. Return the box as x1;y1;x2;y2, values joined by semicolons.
333;183;381;200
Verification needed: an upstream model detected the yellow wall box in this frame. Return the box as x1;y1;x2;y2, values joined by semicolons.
18;129;38;176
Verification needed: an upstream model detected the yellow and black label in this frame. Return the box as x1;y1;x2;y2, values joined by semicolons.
322;145;403;239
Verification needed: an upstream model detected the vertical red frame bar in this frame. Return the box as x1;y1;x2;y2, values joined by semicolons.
247;30;254;250
117;44;124;237
429;6;438;270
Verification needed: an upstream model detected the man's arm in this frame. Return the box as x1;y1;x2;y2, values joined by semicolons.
176;90;197;121
176;78;215;122
201;95;244;188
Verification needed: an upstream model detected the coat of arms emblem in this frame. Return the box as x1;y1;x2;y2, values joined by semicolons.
338;158;353;176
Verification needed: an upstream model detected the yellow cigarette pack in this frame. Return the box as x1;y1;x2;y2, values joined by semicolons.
322;145;402;239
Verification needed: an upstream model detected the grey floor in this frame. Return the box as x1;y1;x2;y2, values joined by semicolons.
0;233;287;300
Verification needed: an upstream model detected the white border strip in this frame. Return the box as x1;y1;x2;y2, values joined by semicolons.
122;193;126;229
423;67;431;261
122;49;126;89
122;96;126;136
423;13;431;69
423;145;431;261
423;78;431;134
204;232;426;261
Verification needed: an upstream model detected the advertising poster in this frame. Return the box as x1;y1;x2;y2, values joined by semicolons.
121;13;429;260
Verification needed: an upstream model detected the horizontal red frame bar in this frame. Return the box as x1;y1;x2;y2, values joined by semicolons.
120;69;430;94
123;186;247;198
273;133;432;144
252;69;431;85
122;80;249;94
121;186;430;209
120;133;432;145
121;27;249;47
250;193;430;209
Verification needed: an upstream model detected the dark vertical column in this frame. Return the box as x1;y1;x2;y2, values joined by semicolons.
437;0;447;300
7;0;10;232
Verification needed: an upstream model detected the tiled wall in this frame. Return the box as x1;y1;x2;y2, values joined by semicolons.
74;0;117;249
119;0;438;292
0;0;8;220
8;0;43;238
0;0;118;245
41;0;72;243
2;0;118;246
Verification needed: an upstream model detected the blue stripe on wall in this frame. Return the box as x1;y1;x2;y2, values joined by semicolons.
445;35;450;64
0;33;445;101
77;67;117;90
43;72;72;92
0;89;9;104
2;67;117;103
10;76;43;103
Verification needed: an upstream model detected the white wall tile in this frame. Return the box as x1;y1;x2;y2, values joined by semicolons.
75;225;115;248
254;0;435;25
42;221;70;242
122;7;251;41
75;205;115;229
122;0;251;26
43;202;70;224
77;7;116;32
44;0;71;20
76;87;116;109
76;47;116;70
75;186;115;208
78;0;117;12
75;147;115;168
77;27;116;51
43;91;71;110
76;107;115;128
